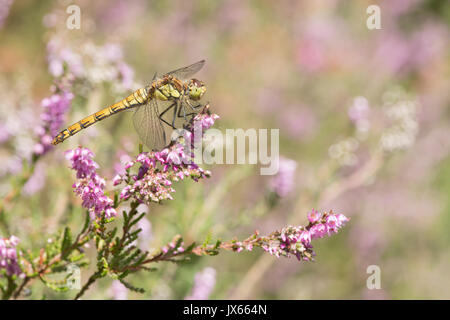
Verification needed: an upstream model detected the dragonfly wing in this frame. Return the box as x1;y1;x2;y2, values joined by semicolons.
165;60;205;80
132;99;166;151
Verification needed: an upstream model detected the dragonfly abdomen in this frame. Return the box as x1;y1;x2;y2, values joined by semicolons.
51;88;149;145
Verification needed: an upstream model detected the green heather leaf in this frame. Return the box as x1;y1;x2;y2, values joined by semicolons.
129;212;146;228
202;233;212;247
120;278;145;293
141;266;157;272
61;227;72;257
175;236;183;249
114;192;119;207
81;211;90;233
185;242;196;252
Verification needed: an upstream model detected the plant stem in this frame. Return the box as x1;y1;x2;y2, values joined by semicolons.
12;277;30;300
73;271;101;300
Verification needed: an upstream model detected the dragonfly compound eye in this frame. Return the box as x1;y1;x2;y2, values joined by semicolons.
188;79;206;101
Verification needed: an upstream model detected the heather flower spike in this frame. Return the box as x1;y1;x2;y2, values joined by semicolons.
115;105;218;204
0;236;22;276
192;210;349;262
65;147;116;219
260;209;349;261
34;91;73;156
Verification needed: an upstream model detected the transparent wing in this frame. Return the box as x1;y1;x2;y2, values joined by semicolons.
165;60;205;80
132;100;166;151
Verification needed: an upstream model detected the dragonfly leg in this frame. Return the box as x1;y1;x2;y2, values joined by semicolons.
178;110;197;119
171;101;178;128
160;101;176;118
177;103;188;121
159;117;176;129
177;101;204;123
159;102;177;129
185;97;202;113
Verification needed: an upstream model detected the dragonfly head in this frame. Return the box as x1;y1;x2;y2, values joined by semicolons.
187;79;206;101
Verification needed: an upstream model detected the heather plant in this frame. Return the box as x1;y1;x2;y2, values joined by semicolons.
0;29;349;297
0;100;348;299
0;25;349;297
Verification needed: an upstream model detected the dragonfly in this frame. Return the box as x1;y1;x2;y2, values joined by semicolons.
52;60;207;150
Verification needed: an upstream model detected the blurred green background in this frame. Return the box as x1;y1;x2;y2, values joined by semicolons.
0;0;449;299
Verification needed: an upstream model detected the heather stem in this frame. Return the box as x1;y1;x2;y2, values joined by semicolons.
1;276;17;300
12;277;30;300
74;271;102;300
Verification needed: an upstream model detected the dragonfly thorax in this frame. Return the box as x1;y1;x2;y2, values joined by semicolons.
153;83;182;101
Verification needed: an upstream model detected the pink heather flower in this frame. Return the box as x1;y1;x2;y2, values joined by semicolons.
299;230;311;245
124;161;134;170
193;112;220;131
167;149;182;165
336;213;349;225
326;215;339;233
34;91;73;156
65;147;99;179
326;213;349;234
264;210;349;261
269;157;297;198
66;147;117;219
40;93;73;134
160;236;186;256
74;181;115;219
0;235;22;276
112;174;122;186
308;208;321;223
185;267;217;300
309;223;328;239
113;151;133;176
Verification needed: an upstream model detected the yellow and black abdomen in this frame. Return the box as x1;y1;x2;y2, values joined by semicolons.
52;88;148;145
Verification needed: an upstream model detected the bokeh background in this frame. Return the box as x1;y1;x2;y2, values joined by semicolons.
1;0;449;299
